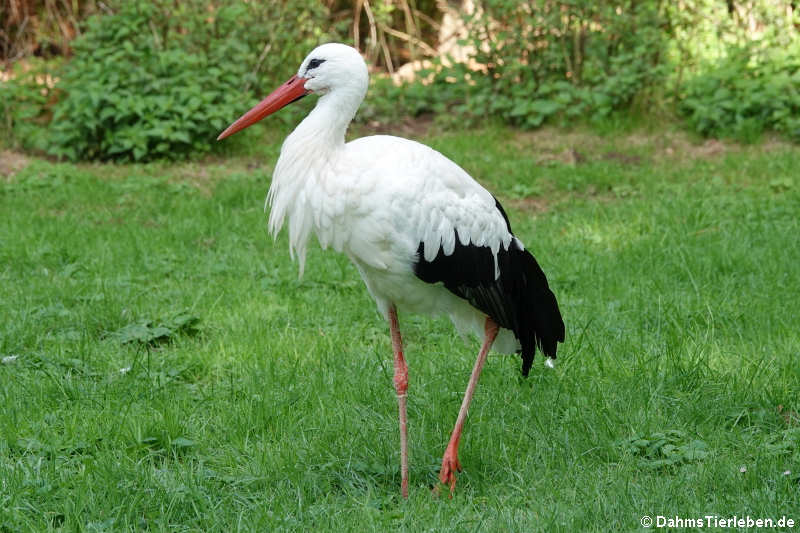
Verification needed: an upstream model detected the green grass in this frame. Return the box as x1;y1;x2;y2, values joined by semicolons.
1;126;799;531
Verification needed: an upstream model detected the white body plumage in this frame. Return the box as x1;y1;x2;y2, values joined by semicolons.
265;45;520;351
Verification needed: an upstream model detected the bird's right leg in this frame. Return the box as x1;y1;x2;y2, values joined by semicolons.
388;305;409;499
438;316;499;495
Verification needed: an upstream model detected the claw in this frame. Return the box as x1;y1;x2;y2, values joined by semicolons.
438;446;462;496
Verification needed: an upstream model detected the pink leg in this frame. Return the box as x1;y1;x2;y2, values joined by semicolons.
439;316;499;495
388;306;409;499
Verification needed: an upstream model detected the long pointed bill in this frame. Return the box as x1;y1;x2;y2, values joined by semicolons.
216;75;310;140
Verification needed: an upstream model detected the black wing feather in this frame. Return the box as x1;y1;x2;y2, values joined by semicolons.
413;198;564;376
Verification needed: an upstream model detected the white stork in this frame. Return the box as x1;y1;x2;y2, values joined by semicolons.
217;43;564;498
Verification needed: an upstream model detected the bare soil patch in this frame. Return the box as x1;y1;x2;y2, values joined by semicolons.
351;113;435;139
0;150;30;179
512;127;796;167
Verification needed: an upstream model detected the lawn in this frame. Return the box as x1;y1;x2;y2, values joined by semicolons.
1;125;798;531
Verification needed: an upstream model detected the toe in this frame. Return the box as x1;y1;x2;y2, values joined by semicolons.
438;464;451;485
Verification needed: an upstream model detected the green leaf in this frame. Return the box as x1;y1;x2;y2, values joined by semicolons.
529;99;562;116
171;437;195;449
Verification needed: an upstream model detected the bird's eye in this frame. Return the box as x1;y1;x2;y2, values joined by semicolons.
307;58;326;71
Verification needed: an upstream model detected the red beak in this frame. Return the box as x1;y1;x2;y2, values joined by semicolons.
217;75;310;140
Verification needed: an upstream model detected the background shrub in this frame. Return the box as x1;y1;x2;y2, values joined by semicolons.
0;58;57;153
44;0;334;161
680;43;800;142
445;0;668;127
2;0;799;160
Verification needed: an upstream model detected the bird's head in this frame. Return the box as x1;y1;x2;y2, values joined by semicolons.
217;43;368;141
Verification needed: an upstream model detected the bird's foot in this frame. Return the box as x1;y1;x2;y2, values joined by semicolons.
437;445;462;496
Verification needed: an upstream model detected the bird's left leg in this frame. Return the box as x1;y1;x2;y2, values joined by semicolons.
388;305;409;499
438;316;499;495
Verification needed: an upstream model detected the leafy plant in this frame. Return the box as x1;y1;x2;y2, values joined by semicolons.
109;312;201;346
382;0;669;129
133;434;196;457
44;0;334;161
680;43;800;142
619;430;710;469
763;427;800;457
0;58;57;151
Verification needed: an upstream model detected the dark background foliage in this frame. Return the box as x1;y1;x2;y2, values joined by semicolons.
1;0;799;161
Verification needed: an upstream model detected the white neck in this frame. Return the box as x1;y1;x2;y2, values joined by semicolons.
265;86;365;276
285;87;364;153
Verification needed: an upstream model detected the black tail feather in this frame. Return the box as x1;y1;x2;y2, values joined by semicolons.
414;235;565;376
511;245;564;376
